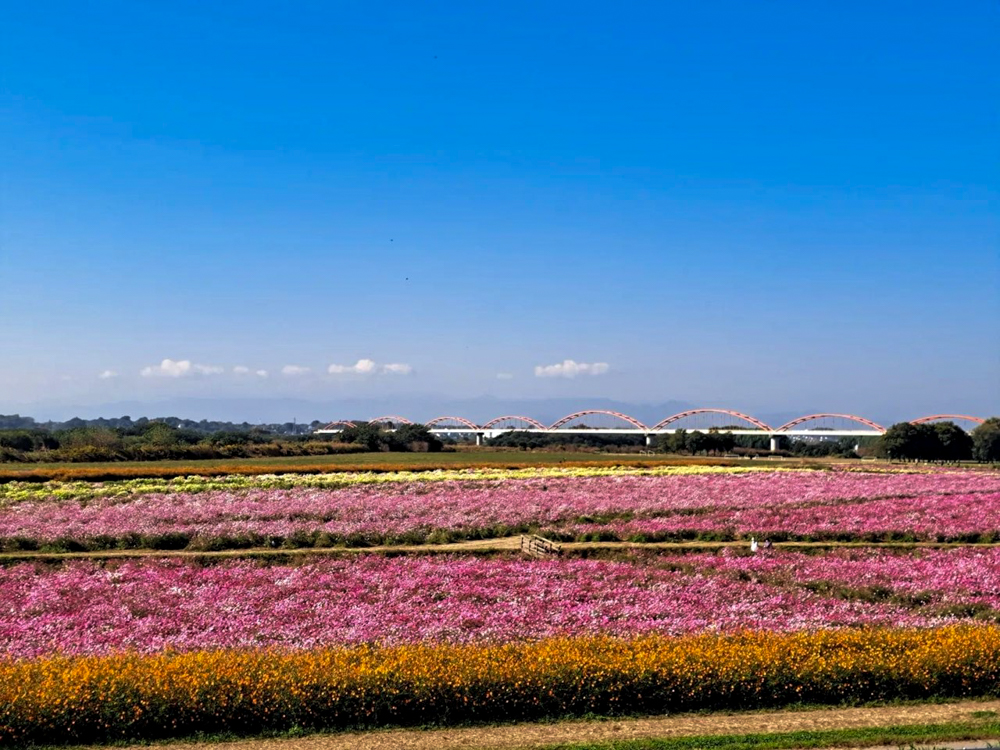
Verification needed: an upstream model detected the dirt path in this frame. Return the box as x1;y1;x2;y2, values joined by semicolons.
0;536;520;561
97;699;1000;750
3;538;998;562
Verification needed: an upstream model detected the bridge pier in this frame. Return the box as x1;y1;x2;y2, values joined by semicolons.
769;435;779;453
645;434;652;447
475;433;483;446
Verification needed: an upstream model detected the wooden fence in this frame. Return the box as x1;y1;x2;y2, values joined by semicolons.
520;534;562;557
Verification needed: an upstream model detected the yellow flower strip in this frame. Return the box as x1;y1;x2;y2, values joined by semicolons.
3;626;999;745
0;464;791;505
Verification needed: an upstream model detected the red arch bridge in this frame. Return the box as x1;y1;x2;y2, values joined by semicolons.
316;411;985;449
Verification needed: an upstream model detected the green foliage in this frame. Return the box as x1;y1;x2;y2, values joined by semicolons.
663;429;689;453
933;421;974;462
0;431;44;452
337;423;389;451
542;720;1000;750
139;422;181;446
878;421;980;462
660;430;737;456
205;430;271;447
0;423;363;464
391;424;444;452
881;423;930;461
972;417;1000;462
337;423;444;453
685;431;711;454
59;427;123;451
0;413;319;437
787;437;858;458
489;431;645;450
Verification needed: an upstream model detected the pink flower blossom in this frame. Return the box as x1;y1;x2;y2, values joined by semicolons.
0;555;939;660
2;471;998;548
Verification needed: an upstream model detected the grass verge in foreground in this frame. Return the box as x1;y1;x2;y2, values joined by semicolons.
3;626;1000;746
19;715;1000;750
543;720;1000;750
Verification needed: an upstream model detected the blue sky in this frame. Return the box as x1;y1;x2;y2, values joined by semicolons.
1;1;997;422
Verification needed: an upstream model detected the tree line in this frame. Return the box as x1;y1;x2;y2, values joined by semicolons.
0;422;358;463
334;423;443;452
658;420;999;462
0;419;446;463
1;414;997;464
484;420;1000;462
0;413;320;435
877;418;999;462
485;432;646;449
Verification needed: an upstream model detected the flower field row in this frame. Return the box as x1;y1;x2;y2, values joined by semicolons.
0;464;777;506
3;626;998;745
9;549;1000;660
557;490;1000;543
2;470;998;550
689;547;1000;610
0;456;792;486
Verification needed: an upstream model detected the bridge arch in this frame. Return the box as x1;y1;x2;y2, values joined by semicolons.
319;419;356;430
481;415;547;430
368;415;413;426
426;416;480;429
910;414;985;427
651;409;771;431
549;410;648;431
774;414;885;433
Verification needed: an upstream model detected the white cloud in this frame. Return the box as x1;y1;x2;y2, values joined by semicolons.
98;370;119;380
328;358;412;375
534;360;610;378
496;372;514;380
281;365;311;376
381;363;412;375
235;365;269;378
140;359;224;378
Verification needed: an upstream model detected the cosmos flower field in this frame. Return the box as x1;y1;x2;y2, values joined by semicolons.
4;464;1000;744
2;465;999;550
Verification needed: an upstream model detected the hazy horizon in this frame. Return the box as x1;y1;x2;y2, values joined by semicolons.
3;393;991;432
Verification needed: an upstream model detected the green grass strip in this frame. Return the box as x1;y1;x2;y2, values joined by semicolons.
541;719;1000;750
24;716;1000;750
